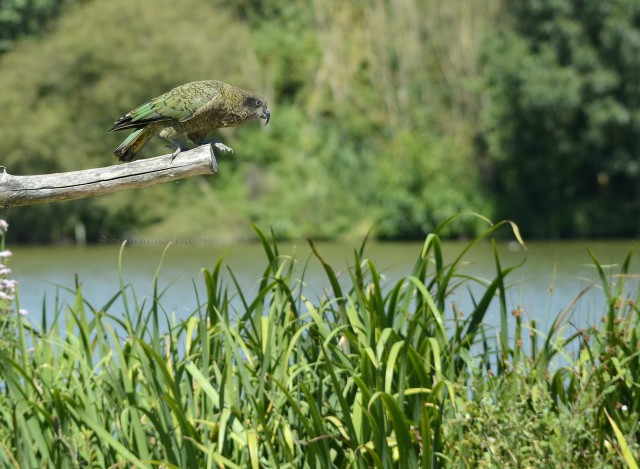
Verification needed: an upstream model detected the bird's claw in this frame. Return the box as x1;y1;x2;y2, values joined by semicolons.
213;142;234;154
170;146;182;163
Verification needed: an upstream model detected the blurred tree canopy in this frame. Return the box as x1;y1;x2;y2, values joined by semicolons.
0;0;637;242
0;0;265;242
480;0;640;237
0;0;85;52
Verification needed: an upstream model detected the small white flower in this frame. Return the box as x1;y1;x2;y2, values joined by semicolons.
0;280;16;294
621;405;628;412
0;220;8;233
0;250;12;258
0;291;14;301
18;308;28;316
0;268;11;276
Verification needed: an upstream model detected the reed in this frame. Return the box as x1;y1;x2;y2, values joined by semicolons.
0;217;637;467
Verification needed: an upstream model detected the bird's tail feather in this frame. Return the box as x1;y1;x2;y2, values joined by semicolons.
114;128;154;162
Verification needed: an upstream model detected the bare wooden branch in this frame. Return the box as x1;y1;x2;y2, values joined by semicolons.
0;145;217;208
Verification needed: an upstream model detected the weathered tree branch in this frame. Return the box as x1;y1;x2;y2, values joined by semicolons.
0;145;217;208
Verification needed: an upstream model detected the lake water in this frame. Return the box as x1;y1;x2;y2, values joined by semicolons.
8;239;640;334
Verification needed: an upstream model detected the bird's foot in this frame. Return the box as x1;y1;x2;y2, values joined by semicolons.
213;142;234;154
196;139;234;154
167;142;190;163
170;146;183;163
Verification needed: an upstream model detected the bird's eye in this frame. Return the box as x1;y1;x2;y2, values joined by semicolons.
254;99;262;107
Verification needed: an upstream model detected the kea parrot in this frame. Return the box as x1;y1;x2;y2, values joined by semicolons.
109;80;270;162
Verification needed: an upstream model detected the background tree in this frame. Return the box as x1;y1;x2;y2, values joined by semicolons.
480;0;640;237
2;0;637;242
0;0;85;52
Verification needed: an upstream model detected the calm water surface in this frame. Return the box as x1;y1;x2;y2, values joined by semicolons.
9;240;640;332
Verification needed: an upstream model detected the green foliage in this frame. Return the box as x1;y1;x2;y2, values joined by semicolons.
447;369;619;467
444;246;640;466
373;129;489;238
480;0;640;237
0;0;86;52
1;0;492;243
2;0;639;241
0;215;638;466
225;0;492;241
0;0;262;242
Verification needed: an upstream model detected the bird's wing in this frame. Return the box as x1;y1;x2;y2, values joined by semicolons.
110;81;221;131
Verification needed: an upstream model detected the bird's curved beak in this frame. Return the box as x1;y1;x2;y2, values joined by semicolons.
261;107;271;125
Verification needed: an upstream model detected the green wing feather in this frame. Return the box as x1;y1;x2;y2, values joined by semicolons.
110;81;220;131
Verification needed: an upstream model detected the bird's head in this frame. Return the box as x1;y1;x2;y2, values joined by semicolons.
243;94;270;125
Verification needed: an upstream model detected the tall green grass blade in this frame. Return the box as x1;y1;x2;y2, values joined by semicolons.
72;408;144;467
605;409;639;469
308;237;346;323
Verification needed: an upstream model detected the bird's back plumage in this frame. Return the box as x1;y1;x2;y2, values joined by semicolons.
109;81;222;132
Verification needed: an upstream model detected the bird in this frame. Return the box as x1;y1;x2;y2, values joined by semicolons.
109;80;270;162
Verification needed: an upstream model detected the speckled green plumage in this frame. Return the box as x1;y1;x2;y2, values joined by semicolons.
110;80;270;162
124;81;218;125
